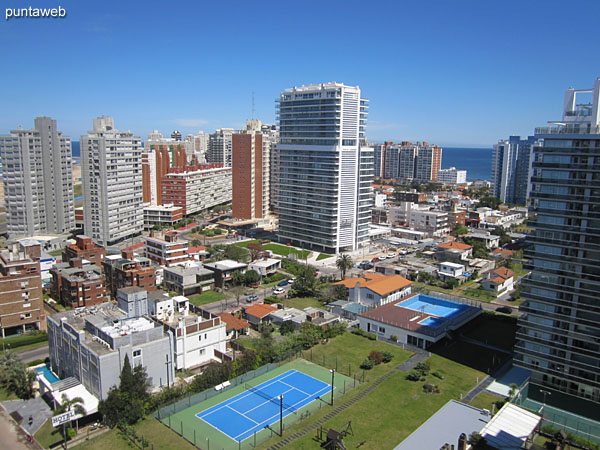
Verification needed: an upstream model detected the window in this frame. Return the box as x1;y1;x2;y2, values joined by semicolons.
133;349;141;357
378;326;385;333
199;349;205;355
204;334;207;339
198;335;202;341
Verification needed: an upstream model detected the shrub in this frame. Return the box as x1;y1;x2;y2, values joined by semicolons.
360;358;374;370
263;296;281;304
351;326;366;337
382;351;394;363
415;361;430;374
423;383;436;393
368;350;385;365
432;370;445;380
367;333;377;340
389;335;398;342
406;370;421;381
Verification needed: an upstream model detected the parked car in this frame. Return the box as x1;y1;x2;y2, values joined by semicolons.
288;277;296;282
387;253;396;258
245;295;259;303
371;257;380;263
277;280;289;287
273;288;285;295
248;283;259;288
496;306;512;314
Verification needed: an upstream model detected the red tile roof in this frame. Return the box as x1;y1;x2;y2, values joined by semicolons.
218;313;250;331
187;246;207;253
335;274;412;296
245;304;277;319
437;241;473;251
492;248;514;256
493;267;514;280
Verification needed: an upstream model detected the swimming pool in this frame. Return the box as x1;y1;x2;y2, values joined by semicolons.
397;294;469;319
419;317;445;328
36;365;60;384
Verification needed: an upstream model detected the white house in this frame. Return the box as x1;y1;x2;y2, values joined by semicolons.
248;258;282;277
148;291;228;369
481;267;515;295
438;262;464;282
334;274;413;308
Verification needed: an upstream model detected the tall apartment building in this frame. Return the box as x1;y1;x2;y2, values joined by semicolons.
414;143;443;182
207;128;234;167
0;117;75;237
142;139;186;206
102;251;157;299
50;259;107;308
81;116;143;246
185;131;209;162
0;242;43;337
144;230;189;267
232;120;276;220
373;143;386;179
276;82;373;254
515;78;600;404
161;163;232;215
491;135;536;205
383;142;441;183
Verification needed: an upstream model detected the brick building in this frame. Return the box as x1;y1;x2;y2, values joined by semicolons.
102;250;157;299
62;235;106;267
50;259;107;308
0;242;44;337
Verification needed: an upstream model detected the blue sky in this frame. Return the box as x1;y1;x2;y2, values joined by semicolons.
1;0;599;147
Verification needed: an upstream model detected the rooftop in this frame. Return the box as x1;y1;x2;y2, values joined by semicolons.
394;400;490;450
217;313;250;331
437;241;473;251
479;403;541;449
249;258;281;268
334;274;412;296
245;303;277;319
204;259;248;271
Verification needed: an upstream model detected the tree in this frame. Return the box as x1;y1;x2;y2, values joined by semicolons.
244;270;261;285
231;270;245;286
280;321;296;335
330;284;349;300
247;242;264;262
0;351;35;399
298;322;322;349
468;432;488;449
336;254;353;280
454;225;468;236
224;244;248;262
98;355;151;427
289;266;318;297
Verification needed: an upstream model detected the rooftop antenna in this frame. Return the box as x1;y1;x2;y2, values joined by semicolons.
251;91;255;120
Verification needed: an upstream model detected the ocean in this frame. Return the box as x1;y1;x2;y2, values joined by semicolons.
441;147;492;181
71;142;493;181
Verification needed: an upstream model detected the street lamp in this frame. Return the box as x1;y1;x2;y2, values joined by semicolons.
330;369;335;406
540;389;551;414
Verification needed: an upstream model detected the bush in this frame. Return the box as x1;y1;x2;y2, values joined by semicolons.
389;335;398;342
351;326;366;337
0;331;48;350
360;358;374;370
368;350;385;365
367;333;377;340
415;361;430;374
432;370;445;380
382;351;394;363
263;296;281;304
406;370;421;381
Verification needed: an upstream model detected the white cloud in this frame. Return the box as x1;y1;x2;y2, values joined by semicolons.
171;118;210;127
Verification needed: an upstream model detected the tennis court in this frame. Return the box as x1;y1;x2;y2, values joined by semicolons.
197;369;331;442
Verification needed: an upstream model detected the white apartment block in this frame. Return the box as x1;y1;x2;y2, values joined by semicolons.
276;82;373;254
185;131;209;163
0;117;75;237
162;165;232;215
81;116;144;246
408;209;450;237
207;128;234;167
148;291;228;370
437;167;467;185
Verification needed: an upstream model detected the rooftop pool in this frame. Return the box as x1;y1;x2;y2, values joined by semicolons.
36;365;60;384
397;294;471;321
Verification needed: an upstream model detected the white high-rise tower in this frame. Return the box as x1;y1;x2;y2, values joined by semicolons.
81;116;143;246
276;82;373;254
0;117;75;237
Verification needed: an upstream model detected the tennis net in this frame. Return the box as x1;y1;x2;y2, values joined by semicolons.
244;383;298;414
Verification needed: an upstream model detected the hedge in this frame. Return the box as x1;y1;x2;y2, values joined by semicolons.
0;331;48;349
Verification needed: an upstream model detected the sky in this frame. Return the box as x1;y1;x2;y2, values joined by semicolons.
1;0;599;147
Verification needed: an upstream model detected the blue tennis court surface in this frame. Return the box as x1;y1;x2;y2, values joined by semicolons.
196;369;331;442
397;294;469;319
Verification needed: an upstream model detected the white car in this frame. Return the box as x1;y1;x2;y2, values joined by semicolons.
378;255;387;260
273;288;285;295
387;253;396;258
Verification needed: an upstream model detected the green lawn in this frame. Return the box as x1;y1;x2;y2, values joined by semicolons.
35;419;67;449
42;417;198;450
263;243;311;259
48;249;62;257
283;297;325;310
0;386;18;401
316;253;333;261
509;262;530;279
467;391;506;413
232;239;262;248
461;313;517;352
257;353;485;450
187;290;226;306
302;332;413;383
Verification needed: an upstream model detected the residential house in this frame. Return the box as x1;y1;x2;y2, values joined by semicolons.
50;259;107;308
334;274;412;308
248;258;281;277
244;303;277;326
466;232;500;249
102;251;157;299
481;267;514;295
217;313;250;340
203;260;248;289
438;262;465;282
163;262;214;296
435;241;473;263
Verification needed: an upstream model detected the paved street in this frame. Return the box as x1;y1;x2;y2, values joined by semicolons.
15;346;49;364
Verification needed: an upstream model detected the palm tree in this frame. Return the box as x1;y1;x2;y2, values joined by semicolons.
55;393;87;438
336;254;353;280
